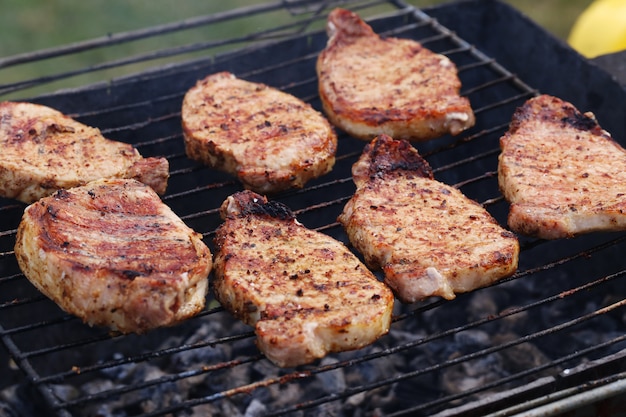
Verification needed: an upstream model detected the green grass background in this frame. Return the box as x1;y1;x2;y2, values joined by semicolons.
0;0;593;99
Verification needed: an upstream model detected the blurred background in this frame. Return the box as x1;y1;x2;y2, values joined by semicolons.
1;0;592;55
0;0;596;99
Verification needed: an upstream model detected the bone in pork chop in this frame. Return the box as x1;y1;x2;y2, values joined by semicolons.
213;190;394;367
338;135;519;302
499;94;626;239
316;8;475;141
14;178;212;334
181;72;337;193
0;101;169;204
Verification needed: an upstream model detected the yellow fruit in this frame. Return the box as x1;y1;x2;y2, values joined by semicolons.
568;0;626;58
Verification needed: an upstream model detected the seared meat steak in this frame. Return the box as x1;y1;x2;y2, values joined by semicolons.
14;178;212;334
316;8;475;142
499;94;626;239
0;101;168;203
213;190;394;367
181;72;337;193
339;135;519;302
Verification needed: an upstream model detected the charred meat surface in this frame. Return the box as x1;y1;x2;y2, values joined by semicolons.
316;8;475;142
0;101;169;203
181;72;337;193
339;135;519;302
498;94;626;239
213;190;394;367
14;178;212;334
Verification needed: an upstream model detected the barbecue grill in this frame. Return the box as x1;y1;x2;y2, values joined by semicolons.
2;1;626;416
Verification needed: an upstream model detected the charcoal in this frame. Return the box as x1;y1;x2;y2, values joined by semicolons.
2;1;626;416
316;358;346;394
243;399;266;417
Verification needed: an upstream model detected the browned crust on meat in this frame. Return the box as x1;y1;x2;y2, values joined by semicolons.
351;133;433;187
14;178;212;333
181;72;337;193
316;8;475;142
0;101;169;203
124;157;169;195
218;189;296;221
340;135;519;302
498;94;626;239
505;95;607;138
213;190;394;367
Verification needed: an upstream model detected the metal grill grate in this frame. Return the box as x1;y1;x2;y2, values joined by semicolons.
1;1;626;416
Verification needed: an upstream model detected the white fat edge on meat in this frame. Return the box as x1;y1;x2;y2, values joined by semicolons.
425;267;455;300
446;112;470;122
439;56;453;68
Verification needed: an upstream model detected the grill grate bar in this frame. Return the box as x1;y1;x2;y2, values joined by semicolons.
2;86;623;412
24;332;124;361
0;272;22;285
163;181;237;202
0;1;299;69
0;1;326;95
515;235;626;278
53;354;265;411
434;149;500;176
96;49;499;146
0;294;47;309
17;306;237;364
408;5;538;97
462;73;522;96
2;1;626;416
0;0;396;98
0;322;72;417
0;249;16;258
25;253;626;413
267;297;626;416
392;336;626;417
0;315;77;337
119;270;624;417
452;170;498;190
387;233;626;323
65;92;184;120
474;91;536;115
34;329;256;385
421;123;510;158
480;370;626;417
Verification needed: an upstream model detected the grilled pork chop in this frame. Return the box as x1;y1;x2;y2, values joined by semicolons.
0;101;169;204
316;8;475;142
181;72;337;193
213;190;394;367
338;135;519;302
14;178;212;334
499;94;626;239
